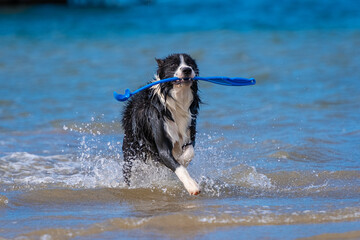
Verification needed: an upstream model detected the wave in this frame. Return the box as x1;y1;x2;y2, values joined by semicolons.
17;207;360;239
1;152;359;199
0;151;124;190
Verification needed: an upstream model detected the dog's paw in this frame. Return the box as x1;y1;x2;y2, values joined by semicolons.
184;179;201;195
175;165;201;196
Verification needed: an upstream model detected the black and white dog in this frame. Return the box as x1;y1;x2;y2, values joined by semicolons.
122;53;201;195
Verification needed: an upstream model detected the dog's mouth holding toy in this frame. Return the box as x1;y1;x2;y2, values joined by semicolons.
174;78;193;85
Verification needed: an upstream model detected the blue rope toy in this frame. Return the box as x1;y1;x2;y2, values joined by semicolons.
114;76;256;102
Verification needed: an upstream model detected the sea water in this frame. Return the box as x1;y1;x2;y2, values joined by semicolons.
0;1;360;239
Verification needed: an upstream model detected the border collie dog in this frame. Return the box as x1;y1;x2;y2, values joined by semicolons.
122;53;201;195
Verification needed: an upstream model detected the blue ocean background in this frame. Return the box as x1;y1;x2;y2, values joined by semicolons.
1;0;360;239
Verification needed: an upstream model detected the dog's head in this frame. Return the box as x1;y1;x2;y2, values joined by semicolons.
152;53;200;105
155;53;199;86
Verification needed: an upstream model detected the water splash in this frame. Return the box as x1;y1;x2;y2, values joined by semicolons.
1;116;359;199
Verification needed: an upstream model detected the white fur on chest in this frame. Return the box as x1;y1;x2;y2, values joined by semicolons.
164;84;193;149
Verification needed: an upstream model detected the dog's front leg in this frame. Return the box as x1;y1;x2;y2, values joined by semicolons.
158;147;200;195
174;165;200;195
152;121;200;195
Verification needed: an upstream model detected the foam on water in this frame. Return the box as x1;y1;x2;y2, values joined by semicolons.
0;113;277;196
0;151;273;195
1;131;359;199
0;152;81;188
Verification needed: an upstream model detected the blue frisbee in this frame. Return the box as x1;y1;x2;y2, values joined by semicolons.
114;76;256;102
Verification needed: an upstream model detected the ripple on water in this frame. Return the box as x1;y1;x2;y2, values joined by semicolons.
15;207;360;239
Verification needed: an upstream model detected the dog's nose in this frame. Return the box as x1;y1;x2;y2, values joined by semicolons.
182;67;192;75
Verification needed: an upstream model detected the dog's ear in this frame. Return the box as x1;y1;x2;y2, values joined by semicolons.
155;58;164;67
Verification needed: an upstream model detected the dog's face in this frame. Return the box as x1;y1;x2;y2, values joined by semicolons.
156;54;199;86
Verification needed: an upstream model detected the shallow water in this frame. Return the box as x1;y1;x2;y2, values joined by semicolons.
1;1;360;239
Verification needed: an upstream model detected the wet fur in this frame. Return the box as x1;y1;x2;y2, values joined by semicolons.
121;53;201;195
